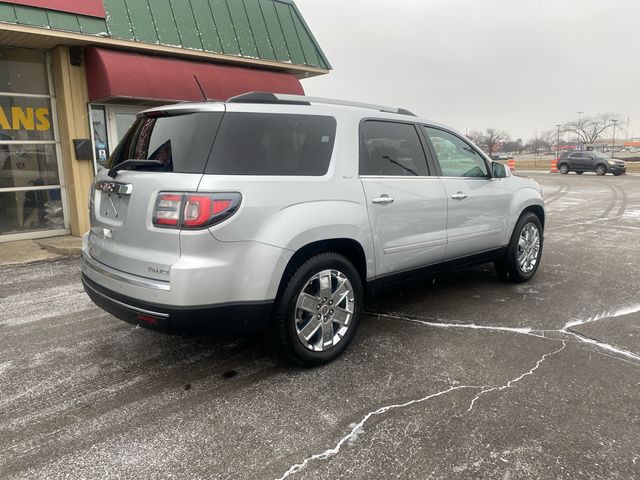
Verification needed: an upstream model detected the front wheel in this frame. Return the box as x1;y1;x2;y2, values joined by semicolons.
495;212;543;283
595;164;607;176
271;252;363;366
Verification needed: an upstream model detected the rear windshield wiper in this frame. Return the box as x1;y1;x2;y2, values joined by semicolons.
107;159;164;178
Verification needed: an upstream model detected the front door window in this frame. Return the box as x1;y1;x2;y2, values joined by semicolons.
423;127;489;178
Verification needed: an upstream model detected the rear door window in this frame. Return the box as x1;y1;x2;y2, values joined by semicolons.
205;113;337;176
108;112;222;173
359;121;429;176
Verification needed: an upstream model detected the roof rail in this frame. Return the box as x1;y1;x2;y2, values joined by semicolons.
227;92;417;116
227;91;310;106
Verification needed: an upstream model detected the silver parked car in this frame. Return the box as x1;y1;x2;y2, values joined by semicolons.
82;93;545;365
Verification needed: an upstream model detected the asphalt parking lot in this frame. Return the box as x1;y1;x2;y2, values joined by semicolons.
1;172;639;479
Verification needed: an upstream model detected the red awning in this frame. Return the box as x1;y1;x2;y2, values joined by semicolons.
85;47;304;103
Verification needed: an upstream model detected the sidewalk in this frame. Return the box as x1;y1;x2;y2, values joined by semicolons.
0;235;82;266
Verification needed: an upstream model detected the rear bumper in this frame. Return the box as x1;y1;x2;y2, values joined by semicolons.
81;233;291;307
82;274;273;335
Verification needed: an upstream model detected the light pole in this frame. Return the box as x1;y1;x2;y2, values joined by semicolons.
556;124;561;161
611;119;618;158
577;112;583;149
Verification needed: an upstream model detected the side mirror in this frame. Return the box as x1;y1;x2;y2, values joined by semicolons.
492;161;508;178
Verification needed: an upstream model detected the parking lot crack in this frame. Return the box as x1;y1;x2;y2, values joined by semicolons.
562;330;640;362
463;341;567;414
274;384;480;480
274;335;569;480
370;309;640;365
561;304;640;362
367;310;551;341
563;303;640;330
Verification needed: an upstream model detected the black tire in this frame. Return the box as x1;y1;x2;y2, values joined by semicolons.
576;171;584;175
494;212;543;283
595;164;607;176
271;252;363;367
558;163;570;174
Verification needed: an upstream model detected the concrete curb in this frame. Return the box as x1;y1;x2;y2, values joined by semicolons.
0;235;82;267
34;236;83;257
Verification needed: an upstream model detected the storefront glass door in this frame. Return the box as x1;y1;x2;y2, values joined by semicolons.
90;105;143;173
0;47;68;241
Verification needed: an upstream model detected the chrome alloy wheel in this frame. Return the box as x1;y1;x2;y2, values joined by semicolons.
517;222;541;274
294;269;355;352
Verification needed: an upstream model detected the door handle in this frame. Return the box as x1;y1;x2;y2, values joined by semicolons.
372;194;394;205
451;192;468;200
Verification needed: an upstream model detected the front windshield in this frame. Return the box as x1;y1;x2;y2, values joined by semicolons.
593;152;610;159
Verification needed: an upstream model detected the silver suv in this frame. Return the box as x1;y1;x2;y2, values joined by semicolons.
82;93;545;365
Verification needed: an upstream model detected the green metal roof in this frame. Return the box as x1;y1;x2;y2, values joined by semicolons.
0;0;331;70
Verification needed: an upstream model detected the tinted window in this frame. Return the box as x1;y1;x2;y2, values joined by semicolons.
108;112;222;173
423;127;488;178
206;113;336;176
360;121;428;176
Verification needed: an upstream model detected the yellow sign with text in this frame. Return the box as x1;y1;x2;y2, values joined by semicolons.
0;106;51;131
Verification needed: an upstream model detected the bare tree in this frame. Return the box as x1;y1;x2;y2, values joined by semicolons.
526;136;549;153
472;128;509;156
502;138;524;154
541;130;556;153
465;130;481;145
562;113;621;145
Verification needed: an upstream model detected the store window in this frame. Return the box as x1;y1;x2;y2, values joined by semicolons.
0;47;67;240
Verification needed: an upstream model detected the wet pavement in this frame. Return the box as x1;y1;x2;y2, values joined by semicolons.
1;172;639;479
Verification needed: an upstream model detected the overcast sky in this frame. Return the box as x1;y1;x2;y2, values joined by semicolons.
295;0;640;142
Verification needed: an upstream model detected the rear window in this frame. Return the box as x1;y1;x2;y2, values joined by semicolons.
108;112;222;173
205;113;336;176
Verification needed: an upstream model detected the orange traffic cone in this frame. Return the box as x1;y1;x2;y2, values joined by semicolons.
550;159;559;173
507;159;516;171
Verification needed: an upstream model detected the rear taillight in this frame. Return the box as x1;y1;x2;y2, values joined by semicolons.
154;194;182;226
153;192;241;229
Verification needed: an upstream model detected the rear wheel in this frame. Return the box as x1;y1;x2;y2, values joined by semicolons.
558;163;570;174
495;212;543;283
595;164;607;176
271;252;363;366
